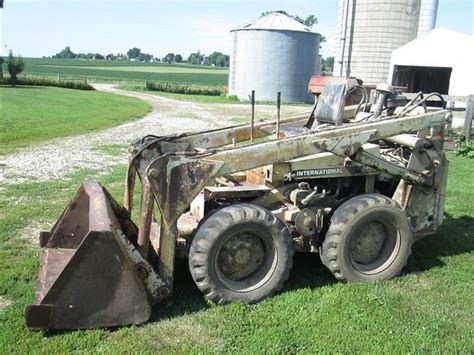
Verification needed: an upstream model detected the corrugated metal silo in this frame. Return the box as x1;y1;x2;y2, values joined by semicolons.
228;12;321;103
334;0;437;86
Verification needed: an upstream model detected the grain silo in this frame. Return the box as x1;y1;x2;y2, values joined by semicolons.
228;11;321;103
417;0;439;37
333;0;438;85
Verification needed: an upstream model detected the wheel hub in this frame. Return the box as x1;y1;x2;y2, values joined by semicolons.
350;221;386;265
217;233;265;281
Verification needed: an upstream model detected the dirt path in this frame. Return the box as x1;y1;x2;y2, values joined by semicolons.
1;85;309;184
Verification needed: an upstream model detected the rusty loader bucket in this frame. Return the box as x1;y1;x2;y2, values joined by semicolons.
25;181;168;330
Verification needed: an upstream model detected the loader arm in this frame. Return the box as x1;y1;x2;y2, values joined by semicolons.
26;79;451;331
132;109;451;295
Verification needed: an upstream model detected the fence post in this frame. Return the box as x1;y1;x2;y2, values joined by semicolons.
446;101;455;131
464;95;473;142
276;92;281;139
57;73;61;82
250;90;255;143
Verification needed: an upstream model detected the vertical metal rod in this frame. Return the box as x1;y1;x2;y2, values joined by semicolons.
431;124;446;151
250;90;255;143
137;176;154;257
276;91;281;139
446;101;454;131
338;0;350;77
157;221;178;287
464;94;473;142
124;161;136;213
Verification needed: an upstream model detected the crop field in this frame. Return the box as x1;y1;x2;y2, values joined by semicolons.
22;58;228;86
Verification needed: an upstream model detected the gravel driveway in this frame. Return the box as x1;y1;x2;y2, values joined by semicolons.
1;85;309;184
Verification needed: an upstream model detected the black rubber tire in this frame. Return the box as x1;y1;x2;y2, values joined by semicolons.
320;194;413;282
189;203;293;304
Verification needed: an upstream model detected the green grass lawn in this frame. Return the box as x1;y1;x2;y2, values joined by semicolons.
0;157;472;352
0;86;151;155
22;58;228;86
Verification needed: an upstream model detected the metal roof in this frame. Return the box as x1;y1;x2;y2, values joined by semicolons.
392;27;473;60
232;11;313;33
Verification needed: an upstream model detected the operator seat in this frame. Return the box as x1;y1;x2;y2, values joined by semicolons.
305;78;361;130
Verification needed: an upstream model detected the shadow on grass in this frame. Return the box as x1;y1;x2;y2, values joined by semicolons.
0;85;48;89
42;214;473;335
150;213;474;323
405;213;474;273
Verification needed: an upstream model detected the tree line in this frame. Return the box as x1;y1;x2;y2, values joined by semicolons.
51;46;230;67
49;11;327;68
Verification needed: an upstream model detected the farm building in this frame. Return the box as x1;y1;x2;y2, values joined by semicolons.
334;0;439;85
389;28;474;96
228;11;321;103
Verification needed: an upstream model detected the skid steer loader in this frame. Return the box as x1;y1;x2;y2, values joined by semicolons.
25;80;451;330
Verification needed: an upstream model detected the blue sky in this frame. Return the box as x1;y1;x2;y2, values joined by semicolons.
1;0;473;58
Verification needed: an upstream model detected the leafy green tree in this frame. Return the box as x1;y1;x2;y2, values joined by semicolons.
127;47;141;59
293;14;318;27
206;51;228;67
138;52;153;62
6;50;25;86
207;51;221;66
187;51;204;65
174;54;183;63
215;55;228;67
53;46;76;59
321;56;334;75
163;53;175;63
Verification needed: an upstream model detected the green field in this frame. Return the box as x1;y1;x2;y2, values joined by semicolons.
0;86;151;154
22;58;228;86
0;157;472;352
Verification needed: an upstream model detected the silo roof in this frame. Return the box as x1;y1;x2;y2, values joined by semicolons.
232;11;314;33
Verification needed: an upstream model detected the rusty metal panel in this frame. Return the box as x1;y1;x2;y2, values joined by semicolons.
25;182;167;330
308;76;347;95
147;156;224;286
245;167;267;185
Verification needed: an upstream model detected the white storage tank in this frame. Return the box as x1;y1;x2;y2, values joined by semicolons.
334;0;438;86
228;11;321;103
417;0;439;37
